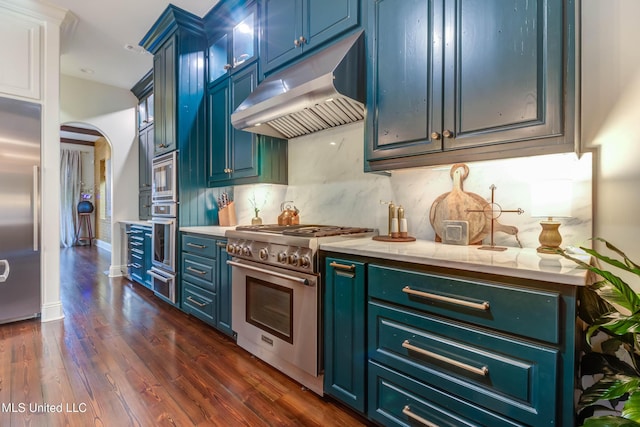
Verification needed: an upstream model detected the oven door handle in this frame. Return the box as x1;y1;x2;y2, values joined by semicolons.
148;269;173;283
226;260;310;286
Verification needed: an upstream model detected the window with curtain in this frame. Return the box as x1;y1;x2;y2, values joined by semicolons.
60;149;82;247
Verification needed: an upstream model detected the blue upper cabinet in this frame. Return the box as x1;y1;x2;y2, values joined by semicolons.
140;5;207;158
261;0;359;74
366;0;576;171
206;1;258;85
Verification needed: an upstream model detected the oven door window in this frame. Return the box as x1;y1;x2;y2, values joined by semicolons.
246;277;294;344
153;221;174;271
153;162;173;194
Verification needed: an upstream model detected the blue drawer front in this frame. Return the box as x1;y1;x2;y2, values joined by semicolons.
368;264;561;344
182;253;216;292
183;282;216;323
369;301;558;426
368;361;524;427
182;234;216;258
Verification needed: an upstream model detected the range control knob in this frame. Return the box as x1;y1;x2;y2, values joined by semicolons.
277;252;288;263
259;248;269;260
226;243;235;253
299;256;311;269
235;245;244;255
242;246;252;256
288;254;299;266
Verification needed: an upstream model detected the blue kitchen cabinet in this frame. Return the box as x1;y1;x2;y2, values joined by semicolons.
205;1;258;85
324;257;366;413
140;6;207;159
207;62;288;187
152;36;177;156
366;0;576;171
131;70;154;220
181;233;234;337
128;224;152;290
261;0;359;74
321;251;579;426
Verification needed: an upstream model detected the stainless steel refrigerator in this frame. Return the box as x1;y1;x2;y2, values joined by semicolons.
0;96;41;323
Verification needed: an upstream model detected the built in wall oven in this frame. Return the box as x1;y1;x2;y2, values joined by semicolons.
149;151;178;304
152;151;177;203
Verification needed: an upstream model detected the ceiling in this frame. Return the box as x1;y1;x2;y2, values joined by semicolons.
44;0;220;90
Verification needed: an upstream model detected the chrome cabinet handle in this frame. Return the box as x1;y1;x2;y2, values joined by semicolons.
223;168;233;173
216;242;227;248
430;132;441;140
402;340;489;376
402;406;439;427
329;262;355;272
294;39;300;47
187;242;207;249
223;64;232;70
187;296;207;307
186;266;207;276
442;129;454;138
0;260;10;283
402;286;490;311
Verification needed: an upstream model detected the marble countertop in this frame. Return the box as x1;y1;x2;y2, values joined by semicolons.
179;226;236;238
120;219;152;226
320;238;590;286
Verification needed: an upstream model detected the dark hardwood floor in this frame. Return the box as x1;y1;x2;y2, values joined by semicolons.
0;246;370;426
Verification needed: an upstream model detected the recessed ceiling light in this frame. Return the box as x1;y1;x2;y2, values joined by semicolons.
124;43;150;55
80;68;95;75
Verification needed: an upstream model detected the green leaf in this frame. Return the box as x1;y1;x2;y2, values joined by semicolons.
580;353;638;377
594;238;640;272
596;312;640;337
580;375;640;407
622;391;640;422
584;416;640;427
581;286;617;325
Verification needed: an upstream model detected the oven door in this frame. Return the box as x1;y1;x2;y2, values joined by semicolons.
150;217;176;273
152;151;177;203
148;267;175;303
229;258;319;378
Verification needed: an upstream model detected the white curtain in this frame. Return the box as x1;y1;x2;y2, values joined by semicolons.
60;149;82;247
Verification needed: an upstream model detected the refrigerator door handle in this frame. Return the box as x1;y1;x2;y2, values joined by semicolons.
0;260;9;283
33;165;39;251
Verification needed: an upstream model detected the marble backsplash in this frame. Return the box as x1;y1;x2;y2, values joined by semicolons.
209;122;593;250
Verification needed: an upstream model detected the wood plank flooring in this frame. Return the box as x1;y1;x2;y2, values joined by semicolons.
0;246;370;427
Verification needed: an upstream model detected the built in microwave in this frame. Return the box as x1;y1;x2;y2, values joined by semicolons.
152;151;177;203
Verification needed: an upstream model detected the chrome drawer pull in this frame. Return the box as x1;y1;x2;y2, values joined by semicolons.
216;242;227;248
186;266;207;276
402;340;489;377
187;242;207;249
187;296;207;307
402;406;439;427
329;262;355;272
402;286;490;311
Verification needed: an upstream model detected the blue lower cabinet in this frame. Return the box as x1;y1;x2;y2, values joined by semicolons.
368;361;522;427
128;224;152;290
180;233;233;337
320;253;578;426
324;258;366;413
183;282;216;324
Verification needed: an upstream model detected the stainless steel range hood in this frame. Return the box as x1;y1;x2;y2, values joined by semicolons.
231;30;365;140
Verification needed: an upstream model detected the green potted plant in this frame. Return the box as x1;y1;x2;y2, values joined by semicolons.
561;238;640;426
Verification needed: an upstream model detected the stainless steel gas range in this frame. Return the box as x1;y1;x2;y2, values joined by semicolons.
225;224;375;395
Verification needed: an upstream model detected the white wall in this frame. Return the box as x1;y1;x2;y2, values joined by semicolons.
583;1;640;277
60;75;138;275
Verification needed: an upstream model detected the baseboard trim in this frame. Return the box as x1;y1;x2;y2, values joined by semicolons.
41;301;64;322
109;265;125;277
95;239;112;252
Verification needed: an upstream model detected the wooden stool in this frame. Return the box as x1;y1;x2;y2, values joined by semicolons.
75;201;94;246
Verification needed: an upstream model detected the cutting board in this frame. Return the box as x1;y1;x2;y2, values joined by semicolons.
429;164;488;244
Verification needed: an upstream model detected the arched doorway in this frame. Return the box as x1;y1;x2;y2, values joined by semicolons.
59;123;113;250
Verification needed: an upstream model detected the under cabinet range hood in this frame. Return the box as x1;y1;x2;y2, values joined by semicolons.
231;30;365;139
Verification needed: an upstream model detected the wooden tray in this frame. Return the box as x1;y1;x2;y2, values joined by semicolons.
372;235;416;242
